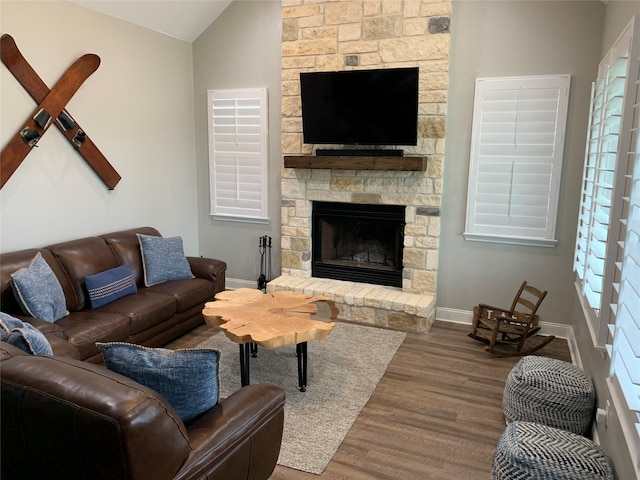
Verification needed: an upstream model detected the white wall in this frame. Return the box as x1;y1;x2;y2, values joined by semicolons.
192;1;282;287
0;1;199;253
438;1;604;324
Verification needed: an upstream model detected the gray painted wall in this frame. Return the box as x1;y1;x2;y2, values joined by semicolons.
442;2;640;477
193;0;282;287
439;1;604;325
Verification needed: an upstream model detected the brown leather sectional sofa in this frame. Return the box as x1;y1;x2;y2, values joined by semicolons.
0;226;226;361
0;227;287;479
1;342;286;480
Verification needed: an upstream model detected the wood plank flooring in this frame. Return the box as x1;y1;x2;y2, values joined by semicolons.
167;320;572;480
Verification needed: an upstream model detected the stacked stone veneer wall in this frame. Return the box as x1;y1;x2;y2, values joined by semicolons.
276;0;451;332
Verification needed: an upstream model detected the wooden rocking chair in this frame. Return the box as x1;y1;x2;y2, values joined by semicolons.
468;281;555;357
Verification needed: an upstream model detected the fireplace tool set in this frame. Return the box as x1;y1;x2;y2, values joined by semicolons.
257;235;272;292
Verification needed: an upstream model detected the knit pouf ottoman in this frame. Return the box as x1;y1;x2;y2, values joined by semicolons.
503;356;596;436
491;421;614;480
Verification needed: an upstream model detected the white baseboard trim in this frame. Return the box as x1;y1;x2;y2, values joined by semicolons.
435;307;472;324
435;307;580;365
226;277;257;290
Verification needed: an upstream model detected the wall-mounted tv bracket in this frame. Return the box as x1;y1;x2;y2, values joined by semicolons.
0;34;121;190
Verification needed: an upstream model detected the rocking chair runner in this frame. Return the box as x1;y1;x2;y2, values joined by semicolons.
468;281;555;356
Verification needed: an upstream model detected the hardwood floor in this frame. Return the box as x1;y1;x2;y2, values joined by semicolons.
167;320;572;480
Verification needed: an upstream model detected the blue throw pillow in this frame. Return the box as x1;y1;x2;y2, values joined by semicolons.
85;264;137;309
10;252;68;322
137;234;194;287
97;342;220;423
0;312;53;355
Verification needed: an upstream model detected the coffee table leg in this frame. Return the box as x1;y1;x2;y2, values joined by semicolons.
296;342;307;392
239;343;251;386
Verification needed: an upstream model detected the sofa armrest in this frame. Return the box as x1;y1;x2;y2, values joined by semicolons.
0;341;27;360
187;257;227;295
2;354;191;480
177;384;285;480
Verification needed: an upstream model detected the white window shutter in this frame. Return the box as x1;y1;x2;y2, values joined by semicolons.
607;15;640;475
573;14;640;476
464;75;570;247
208;88;269;223
609;110;640;475
575;51;630;316
575;18;636;348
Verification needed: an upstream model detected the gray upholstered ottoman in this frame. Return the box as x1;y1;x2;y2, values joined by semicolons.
492;421;614;480
503;355;596;436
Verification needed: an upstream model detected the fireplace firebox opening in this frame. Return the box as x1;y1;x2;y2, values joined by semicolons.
312;201;405;287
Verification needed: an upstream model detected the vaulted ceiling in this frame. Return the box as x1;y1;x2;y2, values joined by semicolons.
68;0;233;43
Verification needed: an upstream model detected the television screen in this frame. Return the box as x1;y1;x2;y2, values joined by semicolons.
300;67;419;146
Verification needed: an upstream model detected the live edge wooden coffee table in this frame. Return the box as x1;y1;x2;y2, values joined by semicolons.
202;288;339;392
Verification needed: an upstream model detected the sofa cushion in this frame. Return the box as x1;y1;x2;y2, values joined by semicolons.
22;316;67;340
97;342;220;423
0;312;53;355
48;236;121;311
1;340;29;360
55;311;130;361
10;252;68;322
46;335;82;359
98;290;177;335
85;264;137;309
138;234;193;287
146;278;214;313
101;227;161;287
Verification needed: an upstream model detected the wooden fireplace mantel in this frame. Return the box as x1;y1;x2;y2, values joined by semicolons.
283;155;426;171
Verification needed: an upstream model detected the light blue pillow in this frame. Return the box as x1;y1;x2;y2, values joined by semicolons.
0;312;53;355
10;252;68;322
137;234;194;287
85;264;137;309
97;342;220;423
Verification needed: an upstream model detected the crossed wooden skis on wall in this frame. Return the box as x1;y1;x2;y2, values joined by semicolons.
0;34;121;189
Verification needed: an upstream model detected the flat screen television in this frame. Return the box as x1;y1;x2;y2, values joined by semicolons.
300;67;419;147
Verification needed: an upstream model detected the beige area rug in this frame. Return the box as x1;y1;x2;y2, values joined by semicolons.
196;321;406;475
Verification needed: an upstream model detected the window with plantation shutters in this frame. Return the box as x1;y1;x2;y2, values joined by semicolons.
574;19;635;348
576;14;640;476
207;88;269;223
464;75;570;247
606;15;640;476
574;35;632;344
609;143;640;474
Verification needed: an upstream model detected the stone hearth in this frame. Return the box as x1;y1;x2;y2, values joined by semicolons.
267;276;435;332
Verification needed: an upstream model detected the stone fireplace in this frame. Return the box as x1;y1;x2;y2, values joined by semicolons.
269;0;451;332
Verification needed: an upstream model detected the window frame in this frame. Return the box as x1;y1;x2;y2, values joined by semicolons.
574;19;635;348
574;14;640;476
207;87;270;224
464;74;571;247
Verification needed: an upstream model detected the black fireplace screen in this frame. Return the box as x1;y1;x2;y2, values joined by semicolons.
312;201;405;287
